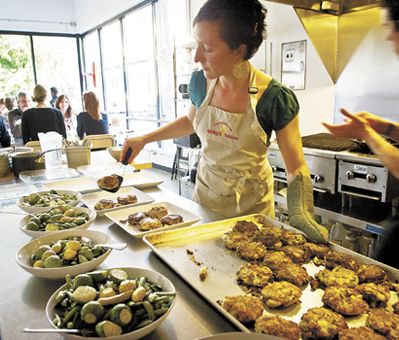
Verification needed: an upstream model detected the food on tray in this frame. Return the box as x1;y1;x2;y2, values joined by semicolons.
322;286;369;316
253;226;282;249
94;194;138;211
20;190;78;208
254;315;301;340
232;220;259;236
303;242;331;258
324;251;359;271
338;326;385;340
139;217;162;231
357;283;391;308
236;241;267;261
366;309;399;338
299;307;348;339
393;301;399;314
117;194;137;205
147;206;168;220
94;199;117;210
275;263;310;287
222;231;250;250
29;236;107;268
199;266;208;281
281;245;310;264
356;264;388;284
263;250;293;271
51;269;175;337
236;262;273;287
186;249;202;266
125;212;147;226
315;266;359;288
281;229;307;246
97;174;123;192
220;295;264;323
160;214;184;225
261;281;301;309
24;206;90;232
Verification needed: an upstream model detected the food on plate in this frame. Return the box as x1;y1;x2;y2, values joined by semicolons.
236;262;273;287
366;308;399;338
322;286;369;316
315;266;359;288
51;269;175;337
222;231;250;250
220;295;264;323
281;229;307;246
261;281;301;309
338;326;385;340
117;194;137;205
263;250;293;271
147;206;168;220
236;241;267;261
324;251;359;271
199;266;208;281
29;236;107;268
281;245;310;264
20;190;78;208
303;242;331;258
124;212;147;226
160;214;184;225
275;263;310;287
356;264;388;284
24;206;90;232
357;283;391;308
139;217;162;231
94;199;117;210
393;301;399;314
253;226;282;249
255;315;301;340
299;307;348;339
232;220;259;236
97;174;123;192
94;194;138;211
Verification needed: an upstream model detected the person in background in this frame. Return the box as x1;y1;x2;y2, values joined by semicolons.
22;84;66;144
50;86;58;107
0;116;11;147
56;94;77;139
76;91;109;139
8;92;30;144
121;0;328;243
0;98;9;129
4;97;16;111
323;0;399;267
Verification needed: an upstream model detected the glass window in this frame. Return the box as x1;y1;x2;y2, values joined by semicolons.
33;36;82;112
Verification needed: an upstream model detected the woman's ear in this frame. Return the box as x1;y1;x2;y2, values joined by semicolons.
236;44;248;61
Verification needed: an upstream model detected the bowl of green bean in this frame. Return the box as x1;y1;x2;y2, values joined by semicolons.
46;267;176;339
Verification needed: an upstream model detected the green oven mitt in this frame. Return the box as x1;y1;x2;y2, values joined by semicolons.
287;172;329;243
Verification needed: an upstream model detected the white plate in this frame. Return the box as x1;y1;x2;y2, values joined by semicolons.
19;206;97;239
17;190;82;214
81;187;154;216
46;267;176;339
77;163;136;177
105;201;201;238
16;229;111;280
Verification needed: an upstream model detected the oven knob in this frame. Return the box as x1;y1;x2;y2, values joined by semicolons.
366;174;377;183
314;175;323;183
346;171;354;180
271;166;277;173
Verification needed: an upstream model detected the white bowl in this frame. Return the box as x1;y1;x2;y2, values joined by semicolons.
107;146;122;161
46;267;176;339
16;229;111;280
17;190;83;214
19;206;96;239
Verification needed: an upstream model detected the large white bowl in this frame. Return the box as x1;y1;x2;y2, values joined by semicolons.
17;190;83;214
19;206;96;239
46;267;176;339
16;229;111;280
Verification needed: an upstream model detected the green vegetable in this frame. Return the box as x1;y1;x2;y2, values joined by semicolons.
71;286;97;304
87;270;108;283
44;255;62;268
78;246;93;260
34;245;52;259
78;255;88;264
98;289;133;306
80;301;104;324
110;304;132;326
109;269;128;283
95;320;122;337
73;274;94;289
74;217;86;225
26;221;39;231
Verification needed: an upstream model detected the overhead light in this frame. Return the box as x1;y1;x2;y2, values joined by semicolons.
320;1;340;14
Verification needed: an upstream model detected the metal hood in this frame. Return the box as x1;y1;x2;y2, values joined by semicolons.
266;0;381;82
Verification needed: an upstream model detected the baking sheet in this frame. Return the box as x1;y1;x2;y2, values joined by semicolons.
81;187;154;216
143;214;399;332
105;201;201;238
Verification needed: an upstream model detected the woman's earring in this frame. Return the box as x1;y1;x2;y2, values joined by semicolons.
232;61;248;79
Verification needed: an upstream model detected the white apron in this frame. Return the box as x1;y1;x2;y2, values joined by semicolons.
192;65;275;218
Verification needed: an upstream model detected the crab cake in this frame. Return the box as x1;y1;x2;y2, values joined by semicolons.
253;227;282;249
237;241;267;261
324;251;359;271
338;326;385;340
263;251;293;271
255;315;301;340
222;231;250;250
357;264;388;284
322;286;369;316
281;229;307;246
236;262;273;287
357;283;391;308
116;194;137;205
221;295;264;323
275;263;310;287
124;211;147;225
138;217;162;231
393;301;399;314
315;266;359;288
261;281;302;309
303;242;331;258
282;245;310;264
146;206;168;219
232;220;259;236
367;309;399;337
299;307;348;340
160;214;183;225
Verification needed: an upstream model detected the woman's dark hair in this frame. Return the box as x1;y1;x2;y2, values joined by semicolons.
55;94;73;119
193;0;267;60
384;0;399;30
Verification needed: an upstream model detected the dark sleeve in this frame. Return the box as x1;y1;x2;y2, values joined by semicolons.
55;110;67;139
22;110;30;144
0;117;11;147
102;114;110;134
76;113;85;139
188;70;207;109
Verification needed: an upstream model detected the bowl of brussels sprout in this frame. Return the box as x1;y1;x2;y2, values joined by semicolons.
16;229;112;280
46;267;176;339
19;206;97;239
17;190;83;214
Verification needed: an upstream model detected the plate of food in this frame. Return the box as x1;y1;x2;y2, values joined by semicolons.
81;187;154;216
105;201;201;238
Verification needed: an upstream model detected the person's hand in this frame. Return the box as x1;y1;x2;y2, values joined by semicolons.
354;111;391;134
120;136;146;164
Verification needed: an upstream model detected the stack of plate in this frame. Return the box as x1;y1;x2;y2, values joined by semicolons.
0;152;11;177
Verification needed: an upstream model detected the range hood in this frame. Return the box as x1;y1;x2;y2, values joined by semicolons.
266;0;382;82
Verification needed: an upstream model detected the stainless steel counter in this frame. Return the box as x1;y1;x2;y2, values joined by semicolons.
0;174;236;339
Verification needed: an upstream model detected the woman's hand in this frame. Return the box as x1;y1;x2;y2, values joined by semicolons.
120;136;146;164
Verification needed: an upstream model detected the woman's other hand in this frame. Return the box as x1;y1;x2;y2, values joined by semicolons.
120;136;146;164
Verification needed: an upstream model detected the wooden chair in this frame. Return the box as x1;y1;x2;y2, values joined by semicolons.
83;134;115;150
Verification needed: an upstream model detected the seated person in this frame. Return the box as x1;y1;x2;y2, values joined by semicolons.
0;116;11;147
22;84;67;144
76;91;109;139
8;92;31;144
56;94;77;139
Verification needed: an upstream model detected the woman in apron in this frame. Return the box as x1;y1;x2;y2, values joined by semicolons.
121;0;328;243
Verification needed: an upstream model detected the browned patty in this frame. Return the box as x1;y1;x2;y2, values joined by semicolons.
356;264;388;284
232;220;259;236
303;242;332;258
322;286;369;316
147;206;168;219
236;262;273;287
263;250;293;271
338;326;385;340
255;315;301;340
116;194;137;205
222;231;250;250
393;301;399;314
125;211;147;225
281;229;307;246
275;263;310;287
324;251;359;271
367;309;399;337
281;245;310;264
357;283;391;308
315;266;359;288
138;217;162;231
160;214;183;225
261;281;302;309
236;241;267;261
221;295;264;323
253;227;282;249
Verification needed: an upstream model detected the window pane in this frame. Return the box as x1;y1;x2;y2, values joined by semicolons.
0;34;34;96
33;36;82;112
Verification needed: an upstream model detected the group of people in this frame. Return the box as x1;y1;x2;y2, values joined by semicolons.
0;85;109;147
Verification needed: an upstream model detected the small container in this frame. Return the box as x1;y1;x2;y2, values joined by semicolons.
65;147;91;168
